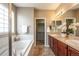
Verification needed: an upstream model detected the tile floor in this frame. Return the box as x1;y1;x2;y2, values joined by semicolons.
29;45;55;56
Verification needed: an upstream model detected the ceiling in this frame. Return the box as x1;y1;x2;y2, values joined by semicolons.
14;3;61;10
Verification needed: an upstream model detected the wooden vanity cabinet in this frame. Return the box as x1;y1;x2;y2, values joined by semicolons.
48;35;52;48
50;37;54;51
68;46;79;56
48;36;67;56
48;35;79;56
57;41;68;56
53;38;58;55
48;35;54;50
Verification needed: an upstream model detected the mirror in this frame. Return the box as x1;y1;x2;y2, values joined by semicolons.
51;20;62;33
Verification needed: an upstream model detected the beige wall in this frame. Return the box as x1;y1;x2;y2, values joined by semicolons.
56;10;75;21
74;9;79;36
34;10;56;26
74;9;79;22
34;9;76;23
55;3;77;18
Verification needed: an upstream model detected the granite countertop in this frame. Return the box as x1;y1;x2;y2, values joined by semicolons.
49;34;79;51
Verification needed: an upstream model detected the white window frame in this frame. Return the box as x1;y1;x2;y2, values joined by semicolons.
0;4;8;34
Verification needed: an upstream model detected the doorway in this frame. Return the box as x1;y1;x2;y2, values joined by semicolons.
36;19;45;45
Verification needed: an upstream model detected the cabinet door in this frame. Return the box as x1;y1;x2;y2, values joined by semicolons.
51;37;54;51
68;46;79;56
57;41;67;56
48;36;55;54
53;38;58;55
48;36;51;48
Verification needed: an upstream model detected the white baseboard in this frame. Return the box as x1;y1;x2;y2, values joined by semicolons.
44;45;49;47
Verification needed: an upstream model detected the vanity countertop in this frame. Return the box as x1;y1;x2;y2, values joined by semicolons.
49;34;79;51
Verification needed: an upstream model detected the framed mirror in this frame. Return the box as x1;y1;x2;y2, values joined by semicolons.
64;17;76;36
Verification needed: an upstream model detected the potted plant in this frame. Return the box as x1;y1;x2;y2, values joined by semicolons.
65;19;74;37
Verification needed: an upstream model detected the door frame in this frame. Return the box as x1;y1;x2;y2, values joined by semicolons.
34;17;47;46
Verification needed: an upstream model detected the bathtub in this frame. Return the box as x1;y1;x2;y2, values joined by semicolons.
12;34;34;56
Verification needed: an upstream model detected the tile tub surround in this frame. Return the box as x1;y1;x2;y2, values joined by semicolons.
49;34;79;52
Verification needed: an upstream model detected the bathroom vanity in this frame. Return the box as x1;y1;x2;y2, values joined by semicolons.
48;34;79;56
